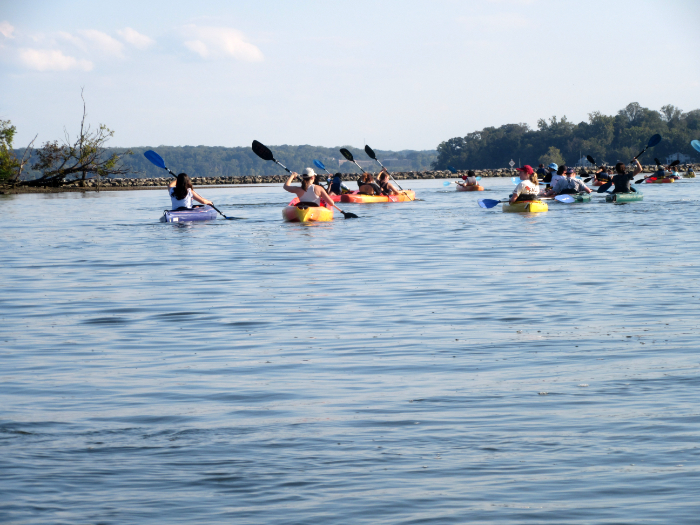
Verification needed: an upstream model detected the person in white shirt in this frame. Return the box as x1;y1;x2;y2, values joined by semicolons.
283;167;344;211
548;167;592;195
168;173;213;210
509;165;540;204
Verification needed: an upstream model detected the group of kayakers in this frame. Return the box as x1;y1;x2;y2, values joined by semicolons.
509;159;644;204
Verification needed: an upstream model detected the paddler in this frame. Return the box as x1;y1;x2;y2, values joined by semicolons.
284;167;345;211
547;167;592;195
550;165;566;188
611;159;641;193
457;170;479;189
168;173;213;209
357;173;382;195
377;169;401;195
509;165;540;204
594;166;612;184
543;163;558;184
328;172;351;196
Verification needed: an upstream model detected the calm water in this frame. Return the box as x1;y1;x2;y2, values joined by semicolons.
2;178;700;524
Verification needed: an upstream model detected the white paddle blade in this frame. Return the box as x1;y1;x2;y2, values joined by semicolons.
554;194;575;203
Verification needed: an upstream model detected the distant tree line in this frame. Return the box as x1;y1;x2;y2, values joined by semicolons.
16;143;437;181
433;102;700;170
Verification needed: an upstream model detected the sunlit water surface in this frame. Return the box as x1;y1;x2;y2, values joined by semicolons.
2;179;700;524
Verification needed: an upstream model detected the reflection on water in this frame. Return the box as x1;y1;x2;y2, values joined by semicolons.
1;179;700;524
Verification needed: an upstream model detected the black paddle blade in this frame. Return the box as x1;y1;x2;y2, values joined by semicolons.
339;148;354;162
586;155;596;165
252;140;274;161
583;177;593;183
647;134;662;148
341;211;359;219
597;181;613;193
670;160;680;167
654;157;661;166
364;145;377;160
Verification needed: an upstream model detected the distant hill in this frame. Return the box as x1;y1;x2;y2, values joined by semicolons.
16;145;437;180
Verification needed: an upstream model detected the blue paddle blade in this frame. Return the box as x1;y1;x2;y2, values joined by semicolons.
478;199;501;209
692;140;700;153
443;180;451;186
144;150;166;169
511;177;519;185
554;194;575;203
476;176;482;181
647;134;662;148
313;159;326;171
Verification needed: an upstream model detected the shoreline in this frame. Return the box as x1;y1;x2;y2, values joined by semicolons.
1;165;692;195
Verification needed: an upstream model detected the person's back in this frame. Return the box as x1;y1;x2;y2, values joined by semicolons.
611;161;640;193
330;174;343;195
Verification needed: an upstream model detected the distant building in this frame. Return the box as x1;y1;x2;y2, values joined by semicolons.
574;156;594;168
666;152;693;164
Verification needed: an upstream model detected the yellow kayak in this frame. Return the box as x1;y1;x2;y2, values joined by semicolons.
340;190;415;203
282;205;333;222
502;200;548;213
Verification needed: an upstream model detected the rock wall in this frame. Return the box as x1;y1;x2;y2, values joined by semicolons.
61;165;696;189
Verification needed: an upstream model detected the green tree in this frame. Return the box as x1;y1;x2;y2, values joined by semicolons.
538;146;565;166
0;120;18;181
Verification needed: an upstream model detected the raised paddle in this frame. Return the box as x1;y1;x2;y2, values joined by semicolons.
143;150;241;220
583;156;598;182
313;159;333;176
691;140;700;153
253;141;358;219
339;148;367;174
364;144;415;201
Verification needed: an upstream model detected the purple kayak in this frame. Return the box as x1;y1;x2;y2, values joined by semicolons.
160;205;217;223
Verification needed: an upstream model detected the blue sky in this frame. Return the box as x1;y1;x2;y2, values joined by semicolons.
1;0;699;150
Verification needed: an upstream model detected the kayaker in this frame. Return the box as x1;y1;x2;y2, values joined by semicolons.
457;170;478;188
284;168;345;211
168;173;213;209
550;165;566;188
328;173;351;196
543;163;557;184
377;170;401;195
594;166;612;184
549;167;592;195
358;173;382;195
611;159;641;193
509;165;540;204
536;164;547;181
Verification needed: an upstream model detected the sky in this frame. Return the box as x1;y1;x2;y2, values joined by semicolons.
1;0;699;150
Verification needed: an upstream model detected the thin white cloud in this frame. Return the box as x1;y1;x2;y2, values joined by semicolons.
117;27;154;49
78;29;124;57
18;48;93;71
181;25;263;62
0;20;15;39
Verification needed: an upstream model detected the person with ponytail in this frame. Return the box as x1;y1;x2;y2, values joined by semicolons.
283;167;345;212
167;173;213;210
509;165;540;204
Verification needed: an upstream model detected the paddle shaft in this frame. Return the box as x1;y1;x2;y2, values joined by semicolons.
368;158;414;201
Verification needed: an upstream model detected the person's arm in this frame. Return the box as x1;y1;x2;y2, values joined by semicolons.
283;172;302;195
191;190;213;205
632;159;642;177
168;180;176;188
510;183;522;204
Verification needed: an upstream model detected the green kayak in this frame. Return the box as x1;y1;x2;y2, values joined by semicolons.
606;192;643;203
573;193;591;202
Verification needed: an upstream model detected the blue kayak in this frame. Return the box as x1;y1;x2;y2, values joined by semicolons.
160;205;217;223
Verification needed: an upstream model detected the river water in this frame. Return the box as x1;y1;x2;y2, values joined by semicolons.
1;178;699;524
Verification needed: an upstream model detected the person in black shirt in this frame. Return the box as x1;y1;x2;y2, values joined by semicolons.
612;159;642;193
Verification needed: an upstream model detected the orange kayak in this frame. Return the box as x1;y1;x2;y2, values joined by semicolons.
456;184;484;192
644;177;675;183
340;190;416;203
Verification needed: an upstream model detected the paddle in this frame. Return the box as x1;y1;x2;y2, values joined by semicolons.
553;194;576;204
583;156;598;183
144;150;240;220
477;198;507;209
364;144;414;201
253;141;358;219
691;140;700;153
313;159;332;176
339;148;367;174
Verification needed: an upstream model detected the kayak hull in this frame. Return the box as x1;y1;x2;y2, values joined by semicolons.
503;200;548;213
606;192;644;203
573;193;591;202
161;205;217;222
282;205;333;222
340;190;415;203
685;172;695;178
456;184;484;192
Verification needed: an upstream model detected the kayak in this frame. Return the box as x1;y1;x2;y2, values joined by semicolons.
282;204;333;222
340;190;416;203
456;184;484;192
161;205;217;222
502;200;548;213
644;177;674;183
685;171;695;178
606;192;643;203
288;195;342;205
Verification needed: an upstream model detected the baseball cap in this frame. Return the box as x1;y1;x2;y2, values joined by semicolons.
548;163;558;170
516;165;534;175
565;167;575;174
302;168;316;178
